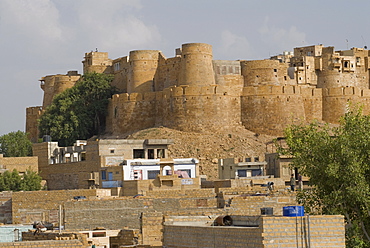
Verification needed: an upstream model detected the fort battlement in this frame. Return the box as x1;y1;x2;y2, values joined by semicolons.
112;84;240;103
322;87;365;96
242;85;323;98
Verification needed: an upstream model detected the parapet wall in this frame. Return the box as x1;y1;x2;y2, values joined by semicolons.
12;189;109;224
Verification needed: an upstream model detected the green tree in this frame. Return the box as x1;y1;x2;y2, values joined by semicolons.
0;131;32;157
1;170;21;191
38;72;116;146
279;107;370;247
0;169;42;192
20;169;42;191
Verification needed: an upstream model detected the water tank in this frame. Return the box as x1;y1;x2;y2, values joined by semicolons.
215;215;233;226
283;206;304;217
42;135;51;142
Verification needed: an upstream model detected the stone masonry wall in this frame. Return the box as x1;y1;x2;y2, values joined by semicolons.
163;215;345;248
0;240;88;248
11;189;108;224
261;215;345;247
0;191;12;224
163;225;263;248
0;156;38;173
322;87;370;123
107;84;243;136
241;85;306;136
25;106;42;143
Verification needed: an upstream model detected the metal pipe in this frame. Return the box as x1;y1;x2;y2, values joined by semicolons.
307;214;311;248
59;205;62;235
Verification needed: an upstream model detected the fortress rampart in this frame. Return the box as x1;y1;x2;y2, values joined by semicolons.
27;42;370;140
106;84;241;135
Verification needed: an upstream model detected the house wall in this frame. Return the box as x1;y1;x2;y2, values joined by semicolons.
11;189;110;224
163;215;345;248
0;155;38;174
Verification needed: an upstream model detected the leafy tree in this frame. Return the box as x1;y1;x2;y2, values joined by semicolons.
20;169;42;191
0;169;42;192
0;131;32;157
38;72;116;146
279;107;370;247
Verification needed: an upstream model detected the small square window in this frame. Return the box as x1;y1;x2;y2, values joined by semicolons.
110;149;115;154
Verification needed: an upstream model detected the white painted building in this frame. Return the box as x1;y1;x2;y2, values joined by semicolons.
122;158;198;180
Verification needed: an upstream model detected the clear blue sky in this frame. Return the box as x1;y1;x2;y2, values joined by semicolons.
1;0;369;135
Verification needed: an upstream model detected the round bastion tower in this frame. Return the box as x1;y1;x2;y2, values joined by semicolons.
127;50;160;94
159;43;242;132
178;43;215;85
40;71;81;109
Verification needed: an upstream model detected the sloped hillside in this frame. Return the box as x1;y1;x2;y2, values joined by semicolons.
126;126;276;179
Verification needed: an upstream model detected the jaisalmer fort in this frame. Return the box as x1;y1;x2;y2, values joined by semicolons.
27;42;370;141
5;42;365;247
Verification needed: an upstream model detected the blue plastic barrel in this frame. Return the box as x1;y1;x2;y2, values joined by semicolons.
283;206;304;217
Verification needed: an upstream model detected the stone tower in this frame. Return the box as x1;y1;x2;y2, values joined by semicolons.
178;43;215;86
127;50;160;94
82;51;112;74
39;71;81;109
